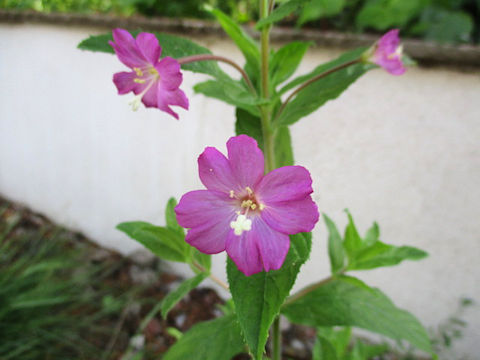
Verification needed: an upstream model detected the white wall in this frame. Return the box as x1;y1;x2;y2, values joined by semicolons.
1;24;479;356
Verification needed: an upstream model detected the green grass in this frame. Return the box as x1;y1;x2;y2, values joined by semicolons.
0;202;145;360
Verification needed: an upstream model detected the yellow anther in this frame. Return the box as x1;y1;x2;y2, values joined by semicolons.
241;200;253;208
229;190;235;198
246;186;253;195
148;67;159;76
250;204;257;210
133;67;143;77
259;204;265;211
133;78;146;84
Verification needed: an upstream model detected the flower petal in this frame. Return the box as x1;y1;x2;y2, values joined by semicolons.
225;217;290;276
176;190;236;254
113;71;140;95
198;147;239;193
175;190;235;229
256;166;313;203
157;88;189;119
110;28;147;68
156;57;183;90
261;196;319;234
141;81;160;108
227;135;264;189
378;29;400;55
135;32;161;64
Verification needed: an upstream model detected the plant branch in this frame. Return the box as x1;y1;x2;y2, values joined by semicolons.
273;59;360;123
193;262;229;291
272;316;282;360
178;54;257;95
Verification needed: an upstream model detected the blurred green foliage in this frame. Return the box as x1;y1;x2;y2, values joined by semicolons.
0;0;478;43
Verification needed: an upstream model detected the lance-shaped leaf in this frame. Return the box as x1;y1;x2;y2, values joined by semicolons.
117;221;189;262
323;214;345;274
207;7;260;71
163;315;246;360
270;41;312;87
194;79;262;116
256;0;310;29
161;273;208;318
282;276;432;353
227;232;312;359
165;197;184;236
78;31;228;80
298;0;347;25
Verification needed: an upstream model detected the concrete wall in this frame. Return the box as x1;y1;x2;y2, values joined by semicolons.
1;24;479;356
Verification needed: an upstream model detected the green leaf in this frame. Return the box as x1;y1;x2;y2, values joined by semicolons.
316;327;352;359
227;232;312;359
274;126;294;167
117;221;189;262
165;197;184;236
256;0;310;29
163;315;246;360
348;242;428;271
276;49;370;126
363;222;379;246
207;7;260;70
270;41;312;87
282;276;432;353
194;79;261;116
313;335;338;360
298;0;347;25
78;31;228;80
235;108;264;148
356;0;430;30
323;214;345;274
343;210;363;258
161;273;208;318
192;249;212;272
348;341;389;360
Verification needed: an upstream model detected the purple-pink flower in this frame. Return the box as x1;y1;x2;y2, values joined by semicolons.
371;29;406;76
175;135;319;276
109;28;189;119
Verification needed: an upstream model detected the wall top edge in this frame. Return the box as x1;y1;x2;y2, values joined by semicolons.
1;9;480;69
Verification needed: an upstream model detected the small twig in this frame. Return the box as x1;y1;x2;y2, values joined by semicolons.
178;54;257;95
193;262;229;291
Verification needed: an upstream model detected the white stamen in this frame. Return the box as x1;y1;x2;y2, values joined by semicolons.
230;214;252;236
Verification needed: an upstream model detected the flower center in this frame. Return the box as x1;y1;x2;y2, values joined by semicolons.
229;187;265;236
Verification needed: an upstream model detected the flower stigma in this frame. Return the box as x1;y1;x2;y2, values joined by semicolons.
230;214;252;236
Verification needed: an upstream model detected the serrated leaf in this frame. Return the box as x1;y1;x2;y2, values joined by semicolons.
161;273;207;318
227;232;311;359
323;214;345;274
270;41;312;87
316;327;351;359
117;221;189;262
208;7;260;70
163;315;245;360
194;79;261;116
78;31;228;80
165;197;184;236
282;276;432;353
256;0;310;29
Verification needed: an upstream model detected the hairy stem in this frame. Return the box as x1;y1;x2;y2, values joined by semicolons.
274;59;360;123
178;54;257;95
193;262;229;291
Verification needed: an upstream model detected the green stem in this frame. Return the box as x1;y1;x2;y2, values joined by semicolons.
273;59;360;124
272;316;281;360
192;262;229;291
259;0;275;173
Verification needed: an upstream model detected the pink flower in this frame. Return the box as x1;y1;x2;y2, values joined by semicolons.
371;29;406;76
109;28;189;119
175;135;319;276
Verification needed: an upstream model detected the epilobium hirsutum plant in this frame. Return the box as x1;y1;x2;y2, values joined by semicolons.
79;2;431;358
